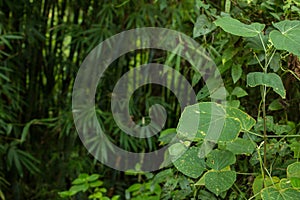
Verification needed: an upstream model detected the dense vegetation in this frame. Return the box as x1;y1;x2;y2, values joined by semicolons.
0;0;300;199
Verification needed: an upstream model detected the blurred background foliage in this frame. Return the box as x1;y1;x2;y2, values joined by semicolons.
0;0;299;199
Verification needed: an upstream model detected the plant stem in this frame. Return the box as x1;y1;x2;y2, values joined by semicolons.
262;84;267;174
259;32;268;183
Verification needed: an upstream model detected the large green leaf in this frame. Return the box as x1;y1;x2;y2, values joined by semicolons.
172;147;206;179
270;20;300;56
177;102;255;143
206;149;236;170
247;72;286;98
214;16;265;37
204;170;237;196
261;187;300;200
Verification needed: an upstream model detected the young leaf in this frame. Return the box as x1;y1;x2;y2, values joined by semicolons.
270;20;300;56
231;86;248;98
247;72;286;98
193;15;216;38
231;64;243;83
214;16;265;37
268;98;284;111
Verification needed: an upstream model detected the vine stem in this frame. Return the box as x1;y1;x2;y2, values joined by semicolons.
262;84;267;176
259;32;268;183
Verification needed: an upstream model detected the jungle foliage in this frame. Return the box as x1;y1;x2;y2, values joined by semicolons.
0;0;300;199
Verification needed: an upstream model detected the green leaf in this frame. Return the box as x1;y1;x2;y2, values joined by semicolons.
7;146;23;177
173;147;206;178
252;176;280;197
261;187;300;200
78;173;89;179
231;64;242;83
222;48;239;64
290;142;300;158
205;170;236;196
225;138;255;155
268;98;284;111
270;53;281;72
270;20;300;56
89;180;103;188
69;183;89;193
287;162;300;188
245;34;268;51
177;102;255;144
158;128;176;145
72;178;86;185
231;86;248;98
193;15;216;38
214;16;265;37
225;106;256;131
287;162;300;178
168;143;188;157
58;191;77;197
247;72;286;98
280;178;292;189
87;174;100;182
20;119;37;143
206;149;236;170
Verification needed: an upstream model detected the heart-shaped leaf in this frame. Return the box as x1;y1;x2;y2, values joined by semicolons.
287;162;300;188
206;149;236;170
177;102;255;142
214;16;265;37
205;170;236;196
247;72;286;98
261;187;300;200
270;20;300;56
173;147;206;178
